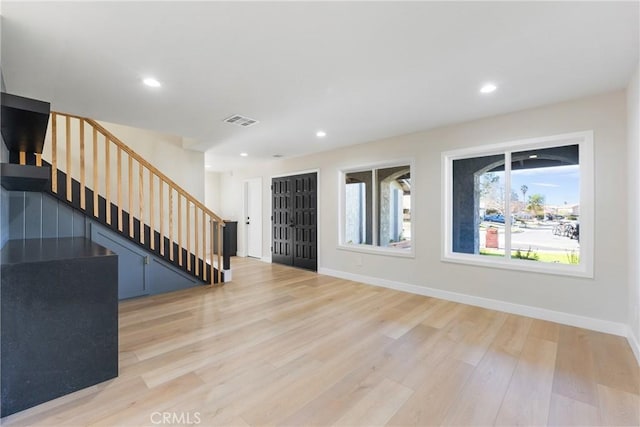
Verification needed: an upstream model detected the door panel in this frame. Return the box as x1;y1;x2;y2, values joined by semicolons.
271;173;317;271
272;176;292;266
245;178;262;258
292;173;317;270
91;225;147;299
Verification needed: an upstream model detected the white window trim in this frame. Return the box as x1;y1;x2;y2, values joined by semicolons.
441;131;594;278
338;159;416;258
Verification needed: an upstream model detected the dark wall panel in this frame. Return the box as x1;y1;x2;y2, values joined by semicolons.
91;225;146;300
41;193;59;238
72;210;85;237
8;192;24;240
57;202;73;237
24;191;42;239
1;188;9;248
6;191;85;240
149;258;199;295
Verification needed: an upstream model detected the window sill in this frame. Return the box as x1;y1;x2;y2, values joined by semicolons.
338;244;415;259
441;252;593;278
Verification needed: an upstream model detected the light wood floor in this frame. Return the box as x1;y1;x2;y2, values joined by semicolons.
3;257;639;426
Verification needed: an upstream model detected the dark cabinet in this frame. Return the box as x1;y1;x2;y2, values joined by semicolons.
213;220;237;257
224;221;237;256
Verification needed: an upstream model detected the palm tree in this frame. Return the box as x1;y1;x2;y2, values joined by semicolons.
527;193;546;216
520;185;528;212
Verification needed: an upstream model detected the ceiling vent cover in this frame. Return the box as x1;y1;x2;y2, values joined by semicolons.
224;114;259;127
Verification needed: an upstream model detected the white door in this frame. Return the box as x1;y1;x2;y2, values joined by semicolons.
244;178;262;258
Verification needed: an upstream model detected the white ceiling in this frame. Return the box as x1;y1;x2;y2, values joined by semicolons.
1;1;638;171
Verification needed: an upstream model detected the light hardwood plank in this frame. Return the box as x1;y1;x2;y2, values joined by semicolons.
589;330;640;396
388;356;475;426
529;318;560;342
332;377;413;427
2;257;638;427
597;383;640;426
552;325;599;406
494;337;557;426
548;392;602;426
440;315;530;426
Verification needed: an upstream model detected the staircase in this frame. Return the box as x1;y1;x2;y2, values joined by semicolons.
10;110;228;285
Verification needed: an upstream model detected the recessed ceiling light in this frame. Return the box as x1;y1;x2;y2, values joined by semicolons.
143;77;161;88
316;131;327;138
480;83;497;94
240;152;249;157
529;154;538;159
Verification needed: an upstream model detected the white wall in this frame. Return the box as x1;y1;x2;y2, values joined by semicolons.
204;170;222;214
224;90;630;333
627;62;640;362
100;121;205;201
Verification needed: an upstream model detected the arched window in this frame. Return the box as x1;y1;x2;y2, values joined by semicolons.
443;131;593;277
341;162;413;256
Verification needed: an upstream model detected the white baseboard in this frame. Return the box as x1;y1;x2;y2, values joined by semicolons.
627;328;640;366
261;256;272;263
318;267;628;337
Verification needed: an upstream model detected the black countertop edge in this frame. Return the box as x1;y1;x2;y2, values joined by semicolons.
1;238;116;266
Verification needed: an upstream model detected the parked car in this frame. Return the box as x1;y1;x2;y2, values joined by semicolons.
483;213;514;224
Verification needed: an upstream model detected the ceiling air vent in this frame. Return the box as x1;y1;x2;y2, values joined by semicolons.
224;114;259;127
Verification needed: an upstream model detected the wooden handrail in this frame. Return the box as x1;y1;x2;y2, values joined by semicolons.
47;111;226;284
58;113;223;223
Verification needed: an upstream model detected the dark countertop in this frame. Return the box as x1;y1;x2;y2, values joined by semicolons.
1;238;116;266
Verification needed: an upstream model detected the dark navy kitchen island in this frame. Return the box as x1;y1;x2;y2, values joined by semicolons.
1;237;118;417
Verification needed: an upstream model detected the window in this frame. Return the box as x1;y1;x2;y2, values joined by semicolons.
341;163;412;255
443;131;593;277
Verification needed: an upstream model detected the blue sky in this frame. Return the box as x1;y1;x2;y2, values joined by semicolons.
511;165;580;206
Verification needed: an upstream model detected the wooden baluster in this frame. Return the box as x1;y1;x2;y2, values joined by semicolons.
35;153;42;167
44;114;229;282
159;180;164;256
178;194;183;266
93;128;99;217
209;219;216;286
217;221;223;284
169;189;174;261
19;151;26;165
117;146;123;232
51;113;57;193
187;201;191;271
149;174;154;250
139;163;144;244
128;155;134;237
195;208;199;276
202;209;207;282
105;138;111;225
66;116;72;202
79;119;86;210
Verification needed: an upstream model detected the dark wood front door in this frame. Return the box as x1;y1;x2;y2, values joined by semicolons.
272;172;317;271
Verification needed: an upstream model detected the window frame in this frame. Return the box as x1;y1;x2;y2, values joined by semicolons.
339;159;415;258
442;131;594;278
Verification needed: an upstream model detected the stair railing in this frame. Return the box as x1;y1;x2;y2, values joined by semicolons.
38;112;225;284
